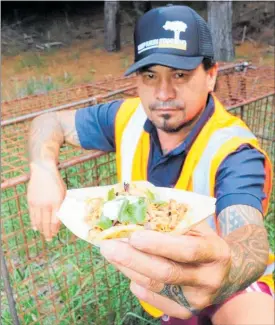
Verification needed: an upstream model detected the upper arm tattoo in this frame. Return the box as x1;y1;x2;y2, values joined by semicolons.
57;110;81;147
218;205;263;237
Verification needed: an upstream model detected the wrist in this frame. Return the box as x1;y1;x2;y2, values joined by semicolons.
30;160;59;174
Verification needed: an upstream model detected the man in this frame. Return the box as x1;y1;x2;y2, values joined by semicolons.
27;5;274;325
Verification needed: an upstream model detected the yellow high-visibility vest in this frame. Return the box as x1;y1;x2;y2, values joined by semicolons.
114;95;274;317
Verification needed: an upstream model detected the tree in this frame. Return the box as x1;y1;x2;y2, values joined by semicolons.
104;1;120;52
207;1;235;61
133;1;152;18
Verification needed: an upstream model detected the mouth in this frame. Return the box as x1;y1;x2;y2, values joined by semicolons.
153;108;181;112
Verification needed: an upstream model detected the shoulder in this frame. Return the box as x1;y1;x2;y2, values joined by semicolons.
215;145;266;216
75;99;125;151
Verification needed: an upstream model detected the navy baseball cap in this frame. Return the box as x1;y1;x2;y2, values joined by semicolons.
125;5;214;76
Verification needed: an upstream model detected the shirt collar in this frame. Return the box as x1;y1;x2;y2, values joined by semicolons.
143;94;215;156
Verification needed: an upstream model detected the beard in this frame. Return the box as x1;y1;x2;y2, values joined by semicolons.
149;100;199;133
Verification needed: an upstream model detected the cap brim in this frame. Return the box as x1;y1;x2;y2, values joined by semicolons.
124;53;204;76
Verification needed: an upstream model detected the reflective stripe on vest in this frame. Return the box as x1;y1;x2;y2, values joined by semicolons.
192;127;256;230
263;261;275;276
193;126;256;196
120;103;147;182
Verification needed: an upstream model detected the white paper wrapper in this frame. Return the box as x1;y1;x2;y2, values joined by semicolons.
57;181;216;245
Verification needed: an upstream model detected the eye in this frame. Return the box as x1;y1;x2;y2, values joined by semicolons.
141;72;157;84
144;72;155;79
175;72;185;79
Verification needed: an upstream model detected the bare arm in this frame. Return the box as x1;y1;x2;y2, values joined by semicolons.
28;110;80;167
213;205;269;303
27;110;81;240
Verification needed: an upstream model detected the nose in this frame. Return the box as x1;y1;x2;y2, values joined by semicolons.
155;79;176;102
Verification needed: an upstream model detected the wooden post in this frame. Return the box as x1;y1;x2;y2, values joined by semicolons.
208;1;235;61
104;0;120;52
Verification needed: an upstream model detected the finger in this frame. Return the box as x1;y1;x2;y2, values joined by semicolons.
130;282;192;320
100;240;198;285
32;207;43;233
41;207;53;241
51;205;61;238
116;262;210;312
29;205;38;231
129;230;225;263
113;262;163;292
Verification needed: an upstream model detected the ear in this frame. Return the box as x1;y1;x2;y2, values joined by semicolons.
207;63;218;93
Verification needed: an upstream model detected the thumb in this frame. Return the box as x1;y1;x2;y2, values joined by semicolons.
172;219;215;237
188;219;216;235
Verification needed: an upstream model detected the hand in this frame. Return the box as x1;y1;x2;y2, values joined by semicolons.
100;222;232;320
27;161;66;241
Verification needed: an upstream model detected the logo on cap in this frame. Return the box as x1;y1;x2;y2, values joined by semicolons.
137;20;188;55
163;21;187;41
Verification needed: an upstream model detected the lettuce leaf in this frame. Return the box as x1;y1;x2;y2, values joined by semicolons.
146;189;156;203
117;199;132;223
98;196;148;230
153;200;167;206
132;198;147;223
107;188;116;201
118;198;147;224
97;215;113;230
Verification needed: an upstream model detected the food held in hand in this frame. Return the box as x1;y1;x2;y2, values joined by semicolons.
84;182;189;243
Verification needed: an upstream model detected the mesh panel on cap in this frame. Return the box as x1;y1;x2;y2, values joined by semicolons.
192;11;214;58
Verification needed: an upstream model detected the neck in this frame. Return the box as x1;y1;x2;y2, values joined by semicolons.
157;107;205;154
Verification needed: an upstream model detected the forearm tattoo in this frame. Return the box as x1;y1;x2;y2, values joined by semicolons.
155;206;268;310
214;205;269;304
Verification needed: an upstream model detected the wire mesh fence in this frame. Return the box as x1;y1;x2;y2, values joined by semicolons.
1;63;274;325
1;154;158;325
1;76;137;121
2;63;274;123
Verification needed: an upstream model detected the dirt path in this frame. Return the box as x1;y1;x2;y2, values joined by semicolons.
2;2;274;102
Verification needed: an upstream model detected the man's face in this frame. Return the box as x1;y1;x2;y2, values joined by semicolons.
136;64;218;133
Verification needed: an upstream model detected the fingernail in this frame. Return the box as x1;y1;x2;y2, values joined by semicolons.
130;282;146;298
100;241;117;259
32;227;37;231
130;231;147;247
46;238;51;242
131;231;147;239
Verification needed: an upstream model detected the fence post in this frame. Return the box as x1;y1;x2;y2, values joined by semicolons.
240;105;244;119
0;246;21;325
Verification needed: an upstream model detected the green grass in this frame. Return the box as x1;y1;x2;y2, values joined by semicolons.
15;53;47;71
2;77;60;101
57;72;75;86
67;51;80;61
265;201;275;253
121;55;130;69
1;155;160;325
19;77;60;97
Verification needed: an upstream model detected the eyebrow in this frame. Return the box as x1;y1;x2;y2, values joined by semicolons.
141;67;191;73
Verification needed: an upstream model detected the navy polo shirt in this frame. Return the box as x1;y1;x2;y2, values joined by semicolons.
75;96;266;215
